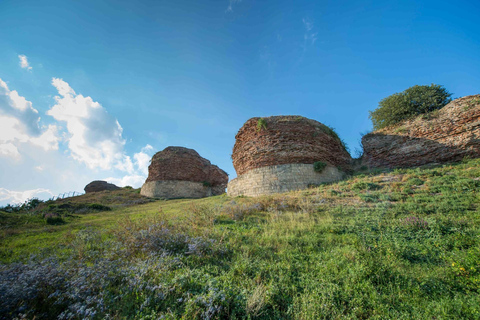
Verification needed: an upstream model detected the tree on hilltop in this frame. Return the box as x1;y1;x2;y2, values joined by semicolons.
369;84;452;130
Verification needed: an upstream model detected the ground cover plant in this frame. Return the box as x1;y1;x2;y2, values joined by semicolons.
1;159;480;319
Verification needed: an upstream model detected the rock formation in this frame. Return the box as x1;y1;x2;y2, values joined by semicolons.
140;146;228;199
228;116;352;196
362;94;480;169
84;180;120;193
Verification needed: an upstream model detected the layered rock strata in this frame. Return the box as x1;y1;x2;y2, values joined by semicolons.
362;95;480;169
141;146;228;199
84;180;120;193
228;116;351;196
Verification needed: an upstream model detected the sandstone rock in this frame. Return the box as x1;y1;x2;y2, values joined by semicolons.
232;116;352;175
84;180;120;193
141;146;228;199
228;116;351;196
362;94;480;169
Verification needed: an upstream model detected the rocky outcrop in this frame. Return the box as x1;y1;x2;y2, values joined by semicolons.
141;146;228;199
84;180;120;193
228;116;351;196
362;95;480;168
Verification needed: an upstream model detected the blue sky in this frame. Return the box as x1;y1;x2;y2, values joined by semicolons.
1;0;479;205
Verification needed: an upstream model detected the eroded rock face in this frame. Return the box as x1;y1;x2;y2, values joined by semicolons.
362;94;480;168
141;146;228;199
232;116;352;175
84;180;120;193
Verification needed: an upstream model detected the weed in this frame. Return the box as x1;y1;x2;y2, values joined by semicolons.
257;118;267;131
313;161;327;173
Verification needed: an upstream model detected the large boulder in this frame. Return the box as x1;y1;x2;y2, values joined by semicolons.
228;116;352;196
141;146;228;199
362;94;480;169
84;180;120;193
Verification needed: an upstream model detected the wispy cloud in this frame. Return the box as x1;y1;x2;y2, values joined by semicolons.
302;18;318;51
260;45;277;72
226;0;242;13
18;54;32;71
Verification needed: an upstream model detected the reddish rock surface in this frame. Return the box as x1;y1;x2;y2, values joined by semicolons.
232;116;352;175
145;146;228;190
362;94;480;168
84;180;120;193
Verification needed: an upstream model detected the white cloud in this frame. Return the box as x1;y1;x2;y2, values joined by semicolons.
18;54;32;71
226;0;242;12
0;77;156;206
133;144;153;175
0;78;59;159
103;174;146;188
0;187;53;205
107;144;154;187
47;78;127;170
0;142;20;159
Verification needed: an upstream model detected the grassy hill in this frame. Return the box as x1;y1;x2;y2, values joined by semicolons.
1;159;480;319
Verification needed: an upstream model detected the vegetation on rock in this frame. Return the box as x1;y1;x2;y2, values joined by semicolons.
256;118;267;131
313;161;327;173
369;84;452;130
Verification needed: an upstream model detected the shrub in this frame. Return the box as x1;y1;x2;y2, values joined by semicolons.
0;198;44;213
44;213;64;225
257;118;267;131
87;204;111;211
313;161;327;173
352;182;381;191
369;84;452;130
202;181;212;188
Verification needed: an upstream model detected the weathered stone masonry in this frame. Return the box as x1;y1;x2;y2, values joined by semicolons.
362;95;480;169
227;116;352;196
141;146;228;199
228;163;345;197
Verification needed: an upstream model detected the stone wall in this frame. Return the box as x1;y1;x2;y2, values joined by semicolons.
141;180;224;199
362;94;480;168
232;116;352;175
227;163;345;197
146;146;228;187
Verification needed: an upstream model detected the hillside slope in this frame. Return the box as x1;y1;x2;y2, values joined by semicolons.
1;160;480;319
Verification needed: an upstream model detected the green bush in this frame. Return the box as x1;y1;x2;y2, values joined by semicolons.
352;182;381;191
313;161;327;173
257;118;267;131
88;204;111;211
369;84;452;130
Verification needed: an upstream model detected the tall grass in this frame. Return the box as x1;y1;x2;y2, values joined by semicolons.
1;160;480;318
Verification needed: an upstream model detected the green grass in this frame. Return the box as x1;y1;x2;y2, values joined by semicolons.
1;160;480;319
